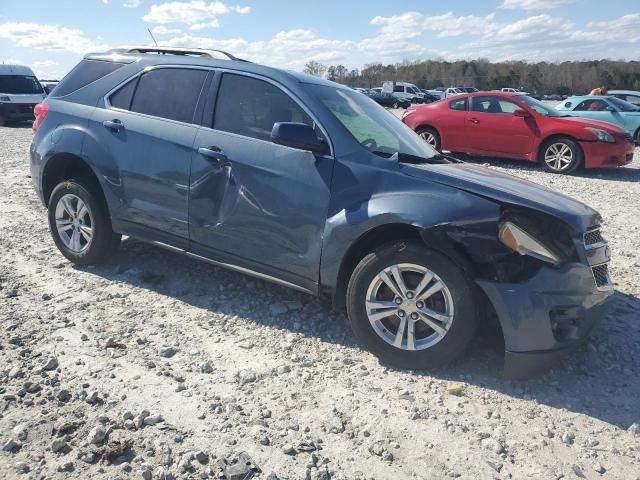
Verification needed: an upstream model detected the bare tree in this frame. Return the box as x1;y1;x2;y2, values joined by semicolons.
303;61;327;77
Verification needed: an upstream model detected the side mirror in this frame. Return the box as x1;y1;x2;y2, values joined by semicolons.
513;109;530;118
271;122;328;155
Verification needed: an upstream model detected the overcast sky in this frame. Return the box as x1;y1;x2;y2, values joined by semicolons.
0;0;639;79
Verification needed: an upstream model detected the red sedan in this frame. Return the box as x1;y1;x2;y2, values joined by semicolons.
402;92;635;173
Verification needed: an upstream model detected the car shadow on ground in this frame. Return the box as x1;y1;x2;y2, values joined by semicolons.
458;153;640;183
78;237;640;431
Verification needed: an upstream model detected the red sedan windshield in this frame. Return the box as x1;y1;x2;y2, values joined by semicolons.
515;95;564;117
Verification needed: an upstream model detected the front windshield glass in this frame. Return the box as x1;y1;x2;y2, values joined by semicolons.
607;96;639;112
0;75;44;94
307;84;438;159
515;95;565;117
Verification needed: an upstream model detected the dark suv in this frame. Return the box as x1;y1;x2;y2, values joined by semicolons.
31;47;613;378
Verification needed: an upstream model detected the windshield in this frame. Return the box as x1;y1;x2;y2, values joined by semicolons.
0;75;43;94
515;95;565;117
307;84;438;159
607;96;639;112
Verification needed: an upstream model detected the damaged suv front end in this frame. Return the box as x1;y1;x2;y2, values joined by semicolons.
478;208;612;379
402;163;613;379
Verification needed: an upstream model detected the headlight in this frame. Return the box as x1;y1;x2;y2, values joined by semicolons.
0;95;10;102
585;127;614;143
499;221;560;264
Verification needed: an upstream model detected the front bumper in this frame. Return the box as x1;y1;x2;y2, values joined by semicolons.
477;262;613;380
0;102;36;122
579;138;634;169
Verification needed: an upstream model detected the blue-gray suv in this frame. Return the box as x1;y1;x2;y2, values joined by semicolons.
30;47;614;378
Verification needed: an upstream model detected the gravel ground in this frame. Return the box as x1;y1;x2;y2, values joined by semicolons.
1;124;639;480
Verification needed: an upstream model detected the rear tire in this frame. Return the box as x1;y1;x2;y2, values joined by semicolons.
346;242;477;370
48;180;121;265
539;137;582;174
416;126;441;151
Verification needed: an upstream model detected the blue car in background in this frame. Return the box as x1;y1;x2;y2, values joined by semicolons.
555;95;640;144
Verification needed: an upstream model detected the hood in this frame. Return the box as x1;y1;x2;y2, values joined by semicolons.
558;116;625;133
0;93;46;104
402;162;600;232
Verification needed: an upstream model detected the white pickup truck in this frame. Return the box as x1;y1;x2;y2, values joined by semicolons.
500;87;529;95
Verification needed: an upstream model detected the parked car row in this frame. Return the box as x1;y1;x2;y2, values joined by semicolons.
356;88;411;109
402;91;636;174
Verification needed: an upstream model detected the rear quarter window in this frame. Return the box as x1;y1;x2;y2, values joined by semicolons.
108;78;138;110
50;59;126;97
449;98;467;110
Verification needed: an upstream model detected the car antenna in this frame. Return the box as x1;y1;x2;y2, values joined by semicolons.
147;28;158;47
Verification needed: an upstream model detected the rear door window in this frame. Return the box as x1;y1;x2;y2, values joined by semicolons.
213;73;315;142
50;59;125;97
129;68;208;123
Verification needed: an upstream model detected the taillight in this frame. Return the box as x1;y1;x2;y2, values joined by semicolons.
33;102;49;133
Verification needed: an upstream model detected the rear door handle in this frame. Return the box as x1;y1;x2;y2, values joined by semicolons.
468;117;480;124
103;119;124;131
198;146;228;163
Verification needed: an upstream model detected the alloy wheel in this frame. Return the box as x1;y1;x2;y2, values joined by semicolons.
419;131;438;148
365;263;454;351
55;193;94;253
544;142;573;171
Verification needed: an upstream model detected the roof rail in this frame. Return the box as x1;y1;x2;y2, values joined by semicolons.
108;47;241;61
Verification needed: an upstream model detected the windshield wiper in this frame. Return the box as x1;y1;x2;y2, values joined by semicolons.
387;151;463;165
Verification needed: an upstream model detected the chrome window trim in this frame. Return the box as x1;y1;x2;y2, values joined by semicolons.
207;68;335;158
103;64;213;127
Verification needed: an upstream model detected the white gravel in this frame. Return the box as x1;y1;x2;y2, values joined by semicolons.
1;125;639;479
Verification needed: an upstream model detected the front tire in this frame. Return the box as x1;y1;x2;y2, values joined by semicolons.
539;137;582;174
416;126;441;151
346;242;477;369
48;180;121;265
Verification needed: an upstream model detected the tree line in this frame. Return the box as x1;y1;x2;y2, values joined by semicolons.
303;59;640;95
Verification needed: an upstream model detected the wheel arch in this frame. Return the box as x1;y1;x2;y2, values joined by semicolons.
330;222;484;311
331;223;422;309
415;123;441;137
42;153;107;210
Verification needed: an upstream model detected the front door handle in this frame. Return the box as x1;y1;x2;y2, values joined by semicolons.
198;146;228;163
468;117;480;124
103;119;124;131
